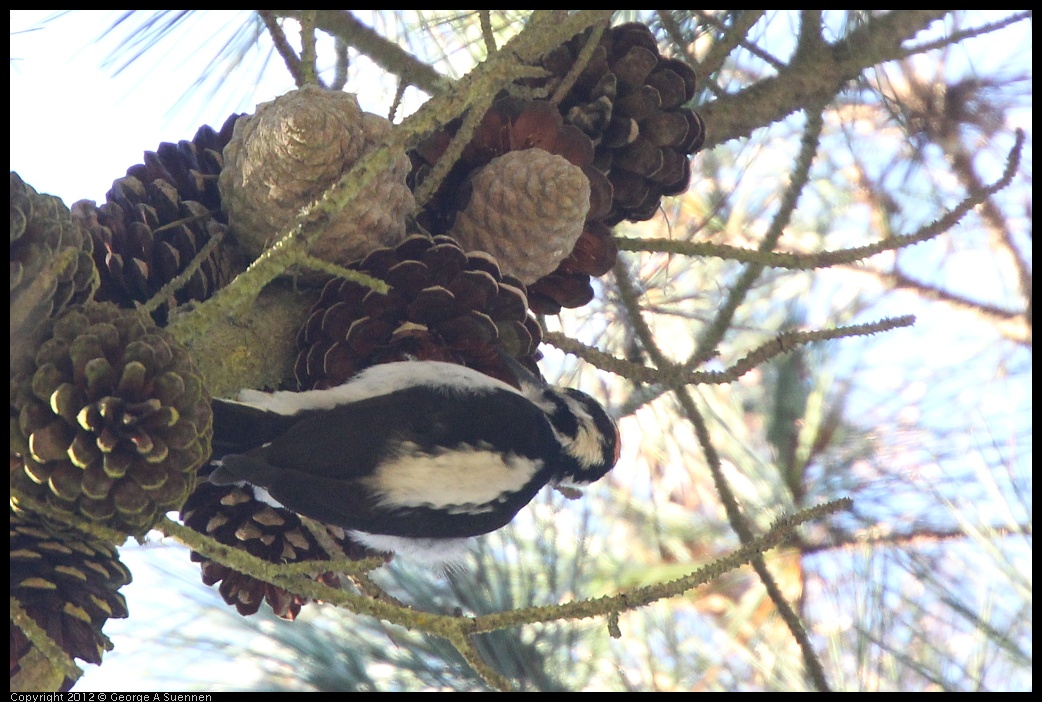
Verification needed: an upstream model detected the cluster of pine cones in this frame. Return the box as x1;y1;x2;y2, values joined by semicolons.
10;21;706;686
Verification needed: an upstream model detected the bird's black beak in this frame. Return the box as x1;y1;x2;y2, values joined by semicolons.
550;482;585;500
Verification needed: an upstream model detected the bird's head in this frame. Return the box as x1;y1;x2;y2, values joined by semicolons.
498;351;621;492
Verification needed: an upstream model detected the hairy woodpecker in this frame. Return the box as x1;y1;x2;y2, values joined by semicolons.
208;359;620;564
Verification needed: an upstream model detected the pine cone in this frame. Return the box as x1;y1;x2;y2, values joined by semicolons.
450;149;590;285
538;22;706;224
295;233;543;390
71;114;243;325
10;173;99;374
126;114;239;215
10;303;213;537
410;97;616;314
219;85;415;275
10;510;131;692
180;465;378;619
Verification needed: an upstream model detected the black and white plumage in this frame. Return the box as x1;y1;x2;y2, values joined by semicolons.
208;360;620;564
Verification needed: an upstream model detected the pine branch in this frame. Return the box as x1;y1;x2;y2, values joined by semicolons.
274;10;451;95
615;129;1024;268
167;11;615;349
700;11;950;147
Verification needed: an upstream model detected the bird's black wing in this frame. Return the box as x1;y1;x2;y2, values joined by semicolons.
211;385;561;537
210;397;301;458
256;386;550;474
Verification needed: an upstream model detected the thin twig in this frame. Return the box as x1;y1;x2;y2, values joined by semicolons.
455;634;514;691
140;224;225;315
277;10;451;95
10;597;83;687
550;21;607;105
465;499;854;634
293;255;390;293
162;500;849;639
694;9;785;70
692;107;825;368
656;10;698;65
698;11;949;148
900;11;1032;59
297;10;322;86
388;78;408;122
800;523;1032;557
10;491;132;547
545;315;916;388
611;106;834;691
696;11;768;98
257;10;305;87
411;101;489;207
615;129;1025;269
332;37;349;90
478;10;497;55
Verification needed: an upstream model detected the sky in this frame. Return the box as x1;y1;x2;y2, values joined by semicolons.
11;11;292;204
10;10;441;206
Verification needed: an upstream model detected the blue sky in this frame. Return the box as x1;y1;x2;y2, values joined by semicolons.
11;11;289;203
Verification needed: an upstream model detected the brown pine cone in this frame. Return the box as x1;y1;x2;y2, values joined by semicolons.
10;510;131;692
10;303;213;537
180;464;381;619
409;97;616;313
537;22;707;224
71;114;243;325
449;149;591;285
10;173;99;375
295;233;543;391
219;85;415;276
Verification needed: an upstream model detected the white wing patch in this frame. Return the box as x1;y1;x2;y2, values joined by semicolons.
234;361;521;415
348;532;474;568
248;485;287;511
367;442;543;512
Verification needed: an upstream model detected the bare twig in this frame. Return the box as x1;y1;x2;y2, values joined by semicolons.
656;10;698;66
11;597;83;687
140;224;225;315
694;10;785;71
699;11;950;148
545;315;916;388
611;106;835;691
478;10;497;55
800;523;1032;557
387;77;408;122
410;99;489;207
160;499;850;636
694;106;826;368
550;21;607;105
900;11;1032;59
695;11;768;98
257;10;306;87
276;10;451;95
456;635;513;691
297;11;321;85
332;37;349;90
615;129;1025;272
